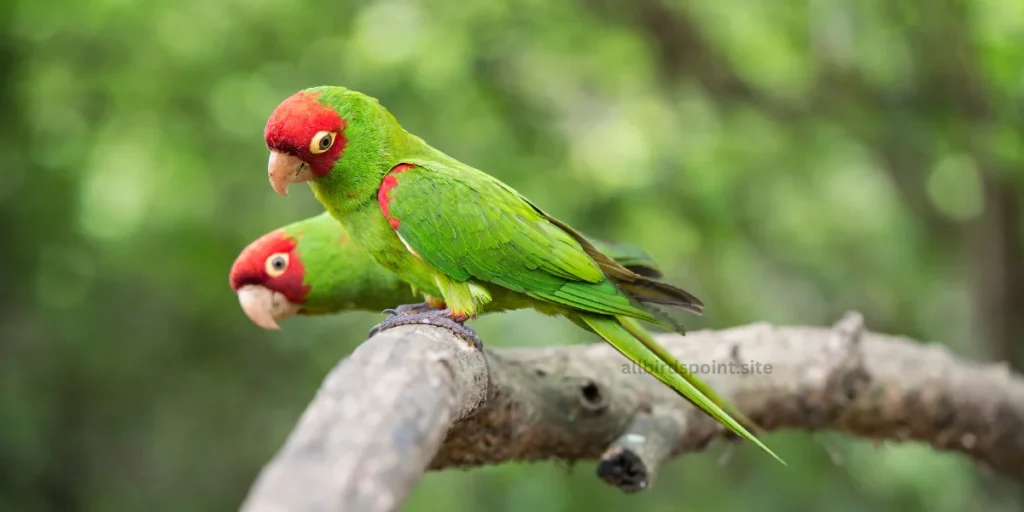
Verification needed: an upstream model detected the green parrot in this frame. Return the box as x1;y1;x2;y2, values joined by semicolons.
229;211;666;330
260;86;782;463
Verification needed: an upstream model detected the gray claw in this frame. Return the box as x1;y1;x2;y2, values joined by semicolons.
368;308;483;350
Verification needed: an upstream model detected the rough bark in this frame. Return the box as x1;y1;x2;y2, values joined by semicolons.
240;312;1024;512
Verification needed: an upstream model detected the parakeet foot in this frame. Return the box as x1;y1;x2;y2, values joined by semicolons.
380;301;441;317
368;308;483;350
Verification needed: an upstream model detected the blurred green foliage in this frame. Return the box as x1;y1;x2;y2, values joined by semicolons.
2;0;1023;510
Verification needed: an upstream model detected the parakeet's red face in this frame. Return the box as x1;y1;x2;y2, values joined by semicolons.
264;91;347;196
229;230;311;330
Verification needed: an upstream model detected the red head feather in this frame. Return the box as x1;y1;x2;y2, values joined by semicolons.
264;91;348;177
229;230;311;303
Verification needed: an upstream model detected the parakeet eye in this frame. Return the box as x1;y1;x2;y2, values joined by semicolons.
265;252;289;277
310;131;335;154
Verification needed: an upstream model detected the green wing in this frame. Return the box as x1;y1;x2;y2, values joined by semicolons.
385;160;658;321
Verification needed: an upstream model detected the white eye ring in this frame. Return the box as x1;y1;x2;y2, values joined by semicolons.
265;252;289;277
310;131;335;154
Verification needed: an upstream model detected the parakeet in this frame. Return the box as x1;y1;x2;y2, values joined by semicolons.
229;211;666;330
259;86;782;463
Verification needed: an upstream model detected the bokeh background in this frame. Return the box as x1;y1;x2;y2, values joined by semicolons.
3;0;1023;510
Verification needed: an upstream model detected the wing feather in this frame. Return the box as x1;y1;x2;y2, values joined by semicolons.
384;160;656;320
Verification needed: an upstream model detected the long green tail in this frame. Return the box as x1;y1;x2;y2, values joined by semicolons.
578;314;785;464
618;316;766;437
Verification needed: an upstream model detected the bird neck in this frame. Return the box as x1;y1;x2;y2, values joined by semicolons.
312;107;418;215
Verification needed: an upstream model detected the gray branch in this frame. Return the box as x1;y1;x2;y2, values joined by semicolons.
239;312;1024;512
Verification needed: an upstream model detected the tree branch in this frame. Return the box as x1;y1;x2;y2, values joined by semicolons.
240;312;1024;512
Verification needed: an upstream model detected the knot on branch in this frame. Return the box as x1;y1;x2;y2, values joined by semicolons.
578;380;607;412
813;311;872;426
597;446;647;491
596;407;685;492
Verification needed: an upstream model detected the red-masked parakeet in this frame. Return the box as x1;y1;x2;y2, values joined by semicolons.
258;86;781;463
229;212;665;330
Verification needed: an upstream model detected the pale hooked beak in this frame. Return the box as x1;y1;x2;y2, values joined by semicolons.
236;284;301;330
268;151;313;196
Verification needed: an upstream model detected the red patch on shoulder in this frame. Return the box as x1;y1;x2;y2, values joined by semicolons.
378;163;415;229
229;229;311;303
264;90;347;177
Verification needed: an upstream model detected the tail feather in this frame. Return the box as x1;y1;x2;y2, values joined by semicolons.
577;314;783;464
544;215;703;315
644;303;689;335
617;316;766;438
615;278;704;315
622;264;663;279
586;237;665;279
